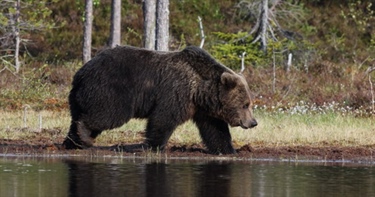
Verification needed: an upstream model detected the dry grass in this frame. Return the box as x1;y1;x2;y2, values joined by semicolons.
232;111;375;147
0;110;69;140
1;110;374;148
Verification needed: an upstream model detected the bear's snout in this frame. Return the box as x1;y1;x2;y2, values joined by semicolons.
240;118;257;129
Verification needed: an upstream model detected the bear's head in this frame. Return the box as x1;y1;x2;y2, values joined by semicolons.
218;72;257;129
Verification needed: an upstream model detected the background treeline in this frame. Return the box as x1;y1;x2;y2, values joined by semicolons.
0;0;374;114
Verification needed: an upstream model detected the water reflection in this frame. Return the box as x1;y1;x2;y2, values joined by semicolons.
1;157;374;197
65;160;236;197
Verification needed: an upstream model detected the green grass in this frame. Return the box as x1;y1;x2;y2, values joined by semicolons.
0;110;374;148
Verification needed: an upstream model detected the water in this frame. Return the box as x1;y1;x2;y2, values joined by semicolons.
0;157;374;197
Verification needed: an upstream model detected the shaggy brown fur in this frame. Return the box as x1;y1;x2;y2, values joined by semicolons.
62;46;257;154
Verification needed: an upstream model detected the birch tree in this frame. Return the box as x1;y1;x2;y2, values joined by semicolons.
11;0;20;72
142;0;169;51
109;0;121;48
143;0;156;50
155;0;169;51
82;0;93;64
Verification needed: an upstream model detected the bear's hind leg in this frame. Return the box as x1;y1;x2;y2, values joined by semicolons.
193;113;236;155
62;121;101;149
144;118;178;151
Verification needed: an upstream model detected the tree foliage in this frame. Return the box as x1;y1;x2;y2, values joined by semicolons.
210;31;310;71
0;0;56;72
211;32;263;69
210;0;315;71
341;1;375;49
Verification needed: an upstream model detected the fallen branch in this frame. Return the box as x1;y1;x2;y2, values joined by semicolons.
197;16;205;48
0;66;18;77
365;66;375;75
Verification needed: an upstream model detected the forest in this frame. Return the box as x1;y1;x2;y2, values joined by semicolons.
0;0;374;116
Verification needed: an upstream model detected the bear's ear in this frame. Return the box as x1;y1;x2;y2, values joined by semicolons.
220;72;238;89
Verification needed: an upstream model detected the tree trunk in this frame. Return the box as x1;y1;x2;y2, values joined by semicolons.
155;0;169;51
10;0;21;73
109;0;121;48
83;0;93;64
260;0;268;52
143;0;156;50
251;0;269;53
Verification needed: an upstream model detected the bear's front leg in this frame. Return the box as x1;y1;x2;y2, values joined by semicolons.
193;112;236;155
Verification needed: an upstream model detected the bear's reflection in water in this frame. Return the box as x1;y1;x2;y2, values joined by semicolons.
64;159;375;197
64;159;239;197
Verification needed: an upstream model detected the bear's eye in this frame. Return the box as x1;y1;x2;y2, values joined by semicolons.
243;103;249;109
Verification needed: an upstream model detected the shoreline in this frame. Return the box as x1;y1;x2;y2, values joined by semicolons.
1;139;374;165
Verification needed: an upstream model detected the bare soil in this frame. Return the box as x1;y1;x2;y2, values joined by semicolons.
1;134;374;163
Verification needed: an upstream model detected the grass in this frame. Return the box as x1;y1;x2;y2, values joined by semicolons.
234;111;375;147
1;109;374;148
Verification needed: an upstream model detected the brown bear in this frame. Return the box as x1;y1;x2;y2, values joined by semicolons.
62;45;257;154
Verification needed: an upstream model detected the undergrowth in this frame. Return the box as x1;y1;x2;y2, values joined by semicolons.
1;59;374;116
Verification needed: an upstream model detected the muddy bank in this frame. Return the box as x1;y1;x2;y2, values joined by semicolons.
1;138;374;163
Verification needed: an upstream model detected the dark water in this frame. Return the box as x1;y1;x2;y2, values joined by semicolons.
0;157;374;197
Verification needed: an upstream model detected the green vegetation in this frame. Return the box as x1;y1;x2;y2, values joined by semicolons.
1;0;374;112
